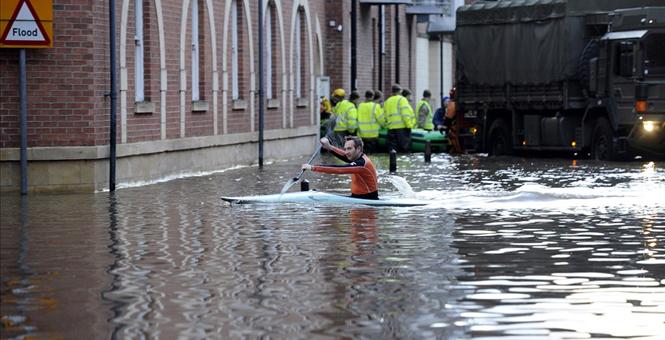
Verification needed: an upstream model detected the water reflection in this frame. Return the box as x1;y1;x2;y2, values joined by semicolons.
1;154;664;339
452;210;665;339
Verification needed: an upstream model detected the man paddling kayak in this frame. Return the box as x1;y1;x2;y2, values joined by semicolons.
302;136;379;200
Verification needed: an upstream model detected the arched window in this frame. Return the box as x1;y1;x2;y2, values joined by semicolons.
230;0;240;100
135;0;144;102
265;2;273;99
191;0;200;101
294;7;306;99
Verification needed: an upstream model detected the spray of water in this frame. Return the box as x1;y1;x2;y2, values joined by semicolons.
380;174;417;198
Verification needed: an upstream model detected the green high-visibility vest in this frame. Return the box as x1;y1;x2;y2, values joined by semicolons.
416;99;434;130
384;95;415;130
357;101;384;138
333;100;357;133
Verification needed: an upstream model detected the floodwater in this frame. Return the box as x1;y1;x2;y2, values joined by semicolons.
1;153;664;339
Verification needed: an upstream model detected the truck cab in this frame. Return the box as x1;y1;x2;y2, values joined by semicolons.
455;1;665;160
592;7;665;159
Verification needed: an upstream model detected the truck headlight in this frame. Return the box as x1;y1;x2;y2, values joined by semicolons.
642;121;655;133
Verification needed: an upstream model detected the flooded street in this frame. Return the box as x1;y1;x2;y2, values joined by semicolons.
1;153;664;339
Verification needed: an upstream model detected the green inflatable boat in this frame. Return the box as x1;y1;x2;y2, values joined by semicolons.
320;125;449;153
377;128;448;152
410;128;449;152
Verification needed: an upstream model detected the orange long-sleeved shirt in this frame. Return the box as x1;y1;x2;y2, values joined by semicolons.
311;145;378;196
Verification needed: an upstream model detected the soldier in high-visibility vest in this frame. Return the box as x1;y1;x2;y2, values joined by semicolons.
331;88;358;146
416;89;434;131
356;90;385;153
384;84;415;152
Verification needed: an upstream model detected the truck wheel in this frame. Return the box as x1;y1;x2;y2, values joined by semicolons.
488;119;512;156
591;118;616;161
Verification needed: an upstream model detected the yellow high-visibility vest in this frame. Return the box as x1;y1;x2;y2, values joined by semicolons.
384;95;415;130
333;100;357;133
416;99;434;130
356;101;384;138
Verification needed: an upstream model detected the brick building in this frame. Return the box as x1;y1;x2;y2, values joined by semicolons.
1;0;460;192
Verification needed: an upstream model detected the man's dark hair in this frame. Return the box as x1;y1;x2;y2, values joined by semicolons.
373;90;384;101
401;88;411;97
423;89;431;98
349;91;360;101
391;84;401;94
344;135;364;151
365;90;374;99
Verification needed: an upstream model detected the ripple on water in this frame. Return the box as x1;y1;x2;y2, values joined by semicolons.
2;155;664;339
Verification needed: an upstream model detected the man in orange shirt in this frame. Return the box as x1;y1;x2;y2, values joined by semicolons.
302;136;379;200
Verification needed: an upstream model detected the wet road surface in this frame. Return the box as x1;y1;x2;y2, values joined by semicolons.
1;153;664;339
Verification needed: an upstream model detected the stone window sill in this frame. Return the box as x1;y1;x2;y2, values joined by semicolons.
267;98;280;109
192;100;209;112
232;99;247;111
134;101;155;114
296;97;308;108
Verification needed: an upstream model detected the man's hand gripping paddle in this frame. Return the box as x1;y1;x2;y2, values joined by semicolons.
280;145;320;194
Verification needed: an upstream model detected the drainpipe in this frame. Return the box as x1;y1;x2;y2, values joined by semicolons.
109;0;117;191
394;5;399;84
351;0;357;90
258;0;265;167
440;34;444;108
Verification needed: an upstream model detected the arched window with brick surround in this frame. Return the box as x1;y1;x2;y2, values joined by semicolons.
294;6;306;99
230;0;241;101
191;0;201;101
135;0;145;102
265;2;274;99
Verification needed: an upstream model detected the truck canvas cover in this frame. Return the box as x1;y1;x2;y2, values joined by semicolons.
455;0;662;86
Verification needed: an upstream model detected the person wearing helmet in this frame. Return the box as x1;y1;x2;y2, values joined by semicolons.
331;88;358;146
320;96;332;121
384;84;415;152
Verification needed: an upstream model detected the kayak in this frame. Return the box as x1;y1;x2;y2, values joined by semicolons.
222;190;428;207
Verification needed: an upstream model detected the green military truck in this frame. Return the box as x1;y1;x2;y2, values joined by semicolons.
455;0;665;160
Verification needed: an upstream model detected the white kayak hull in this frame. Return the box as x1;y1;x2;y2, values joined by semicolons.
221;191;427;207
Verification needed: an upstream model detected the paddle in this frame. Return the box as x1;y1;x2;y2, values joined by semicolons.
280;145;320;194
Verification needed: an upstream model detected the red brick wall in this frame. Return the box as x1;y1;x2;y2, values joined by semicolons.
324;0;349;93
1;0;100;148
1;0;419;150
323;3;415;98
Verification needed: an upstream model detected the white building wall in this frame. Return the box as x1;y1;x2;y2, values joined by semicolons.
427;38;453;109
415;37;430;105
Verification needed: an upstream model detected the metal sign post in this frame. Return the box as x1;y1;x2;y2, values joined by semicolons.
19;48;27;194
1;0;54;194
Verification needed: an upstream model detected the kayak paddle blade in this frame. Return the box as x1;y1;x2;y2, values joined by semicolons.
280;178;297;194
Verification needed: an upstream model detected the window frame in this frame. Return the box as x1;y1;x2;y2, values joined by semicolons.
134;0;145;102
265;5;273;99
191;0;200;101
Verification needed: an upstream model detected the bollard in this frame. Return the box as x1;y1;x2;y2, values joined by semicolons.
389;149;397;172
424;140;432;163
300;179;310;191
